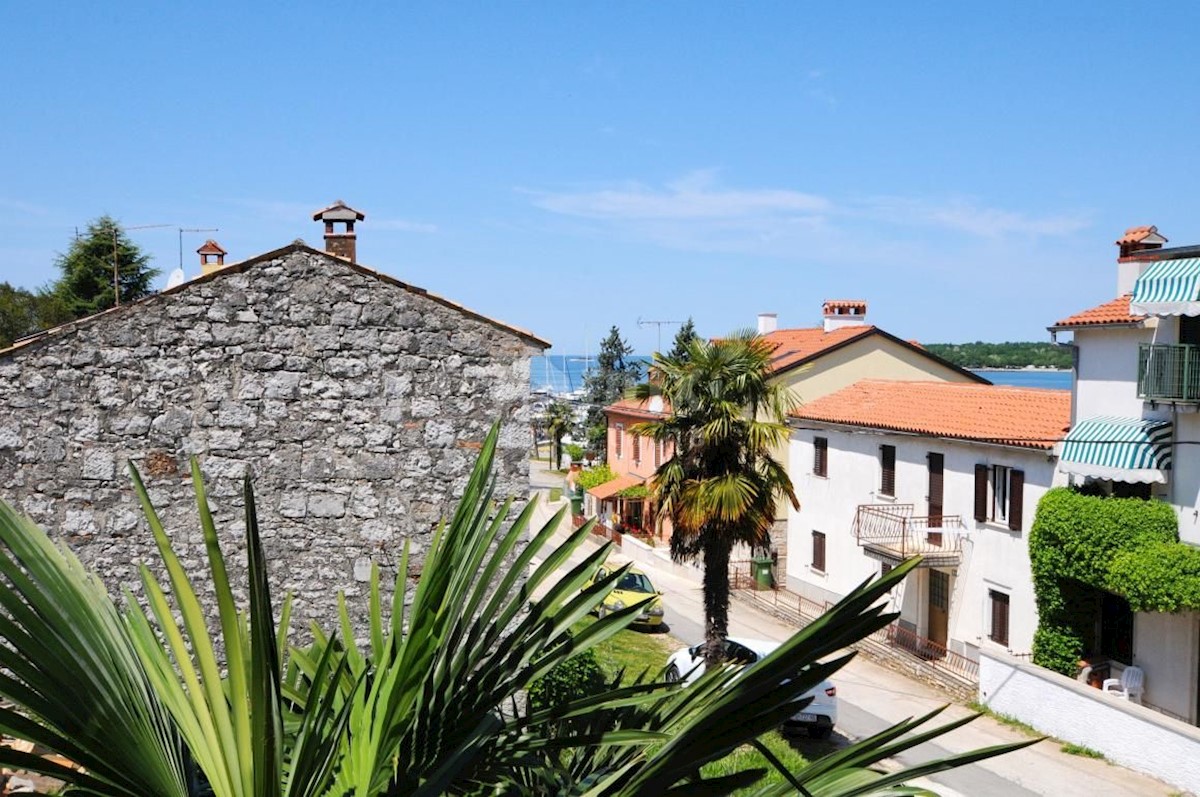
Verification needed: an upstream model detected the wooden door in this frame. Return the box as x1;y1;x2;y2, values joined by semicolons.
927;570;949;657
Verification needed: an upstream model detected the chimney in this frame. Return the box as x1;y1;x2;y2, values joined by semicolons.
1115;225;1167;296
312;200;365;263
757;312;778;334
197;239;228;275
822;300;868;332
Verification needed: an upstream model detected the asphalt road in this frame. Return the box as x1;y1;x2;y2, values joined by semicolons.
525;464;1176;796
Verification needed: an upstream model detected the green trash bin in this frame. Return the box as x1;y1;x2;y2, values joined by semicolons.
751;557;774;590
569;494;584;517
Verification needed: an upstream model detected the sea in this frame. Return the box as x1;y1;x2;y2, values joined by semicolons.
530;356;1072;395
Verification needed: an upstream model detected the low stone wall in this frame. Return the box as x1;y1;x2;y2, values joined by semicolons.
980;650;1200;794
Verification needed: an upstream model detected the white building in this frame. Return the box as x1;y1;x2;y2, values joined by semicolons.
786;379;1070;663
1046;225;1200;723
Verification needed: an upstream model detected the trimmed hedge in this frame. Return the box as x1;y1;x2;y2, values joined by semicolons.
1029;487;1187;674
575;464;617;491
527;649;607;712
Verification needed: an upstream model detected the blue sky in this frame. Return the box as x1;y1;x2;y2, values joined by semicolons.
3;3;1199;354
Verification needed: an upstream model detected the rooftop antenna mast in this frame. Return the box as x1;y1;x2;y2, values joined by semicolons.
113;223;170;306
179;227;219;270
637;316;684;354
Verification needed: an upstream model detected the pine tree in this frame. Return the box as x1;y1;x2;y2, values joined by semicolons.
54;216;159;319
668;317;700;360
582;326;643;457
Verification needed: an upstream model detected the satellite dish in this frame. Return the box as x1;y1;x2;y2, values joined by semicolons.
165;267;185;289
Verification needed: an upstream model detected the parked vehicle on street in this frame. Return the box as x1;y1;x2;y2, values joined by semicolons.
665;637;838;739
588;565;665;628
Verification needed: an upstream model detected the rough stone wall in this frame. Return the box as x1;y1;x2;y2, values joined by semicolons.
0;246;541;633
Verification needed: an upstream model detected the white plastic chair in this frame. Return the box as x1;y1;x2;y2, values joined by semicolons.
1102;665;1144;704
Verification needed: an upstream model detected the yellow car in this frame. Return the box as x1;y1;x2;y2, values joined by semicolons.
592;566;665;628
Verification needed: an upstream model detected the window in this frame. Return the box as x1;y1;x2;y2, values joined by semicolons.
989;590;1010;646
813;437;828;477
615;423;623;458
974;464;1024;531
811;531;826;572
653;438;662;468
632;434;640;465
879;445;896;496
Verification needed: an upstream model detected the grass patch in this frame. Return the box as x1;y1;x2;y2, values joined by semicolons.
574;615;675;684
701;731;811;794
967;701;1040;738
1060;742;1104;759
549;487;563;502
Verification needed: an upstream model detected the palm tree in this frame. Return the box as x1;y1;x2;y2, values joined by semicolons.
630;330;799;666
0;421;1035;794
544;400;575;470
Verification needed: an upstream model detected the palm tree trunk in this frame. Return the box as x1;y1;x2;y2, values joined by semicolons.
701;534;732;667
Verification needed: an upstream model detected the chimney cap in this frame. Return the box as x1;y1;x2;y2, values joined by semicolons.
313;200;365;222
196;239;227;256
1115;225;1167;246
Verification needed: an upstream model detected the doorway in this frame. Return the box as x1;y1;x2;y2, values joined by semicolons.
927;569;950;656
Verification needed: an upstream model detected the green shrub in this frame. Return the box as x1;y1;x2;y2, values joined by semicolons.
1029;487;1188;673
528;649;607;712
576;464;617;491
565;443;585;463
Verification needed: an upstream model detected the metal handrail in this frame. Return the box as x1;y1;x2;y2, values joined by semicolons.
853;504;966;557
1139;343;1200;401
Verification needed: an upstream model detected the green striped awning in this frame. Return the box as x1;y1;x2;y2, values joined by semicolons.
1059;416;1173;484
1130;258;1200;315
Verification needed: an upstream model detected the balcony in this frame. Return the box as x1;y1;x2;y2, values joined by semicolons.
1139;343;1200;402
853;504;966;568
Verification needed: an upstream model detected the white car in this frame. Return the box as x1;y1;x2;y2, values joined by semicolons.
665;637;838;739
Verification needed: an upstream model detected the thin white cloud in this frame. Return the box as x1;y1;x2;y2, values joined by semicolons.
0;198;51;216
860;196;1092;237
527;170;830;221
526;174;1091;257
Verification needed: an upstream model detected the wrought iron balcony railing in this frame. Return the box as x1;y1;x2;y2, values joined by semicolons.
1139;343;1200;402
853;504;966;568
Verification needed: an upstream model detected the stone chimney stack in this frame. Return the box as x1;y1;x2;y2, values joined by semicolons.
197;239;228;275
312;200;365;263
757;312;778;334
822;300;868;332
1116;225;1168;296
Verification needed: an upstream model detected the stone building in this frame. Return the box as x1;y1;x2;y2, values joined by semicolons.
0;203;549;631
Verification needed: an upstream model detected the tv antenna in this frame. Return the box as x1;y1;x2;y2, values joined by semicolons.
113;223;171;306
637;317;684;353
178;227;219;270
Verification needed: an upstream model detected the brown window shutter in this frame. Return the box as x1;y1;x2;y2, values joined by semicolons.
814;437;828;477
1008;469;1025;531
974;464;988;522
881;445;896;495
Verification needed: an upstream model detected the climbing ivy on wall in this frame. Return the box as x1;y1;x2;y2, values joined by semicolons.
1029;487;1187;674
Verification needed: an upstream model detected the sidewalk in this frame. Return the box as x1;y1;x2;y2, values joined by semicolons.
525;490;1179;797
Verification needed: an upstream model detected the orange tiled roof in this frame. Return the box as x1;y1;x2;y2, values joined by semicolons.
791;380;1071;450
605;396;672;418
587;473;644;500
761;326;876;373
1052;295;1145;328
1116;225;1162;245
822;299;867;310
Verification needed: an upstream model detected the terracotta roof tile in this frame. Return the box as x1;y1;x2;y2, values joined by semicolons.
791;380;1070;450
1052;295;1145;328
822;299;867;310
1116;225;1161;245
587;473;644;499
761;325;876;372
605;396;672;418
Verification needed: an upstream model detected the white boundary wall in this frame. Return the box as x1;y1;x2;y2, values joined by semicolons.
980;651;1200;794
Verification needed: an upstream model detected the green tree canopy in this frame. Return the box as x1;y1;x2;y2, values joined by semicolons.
54;215;159;318
630;331;799;666
668;317;700;360
0;282;73;348
583;325;643;456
